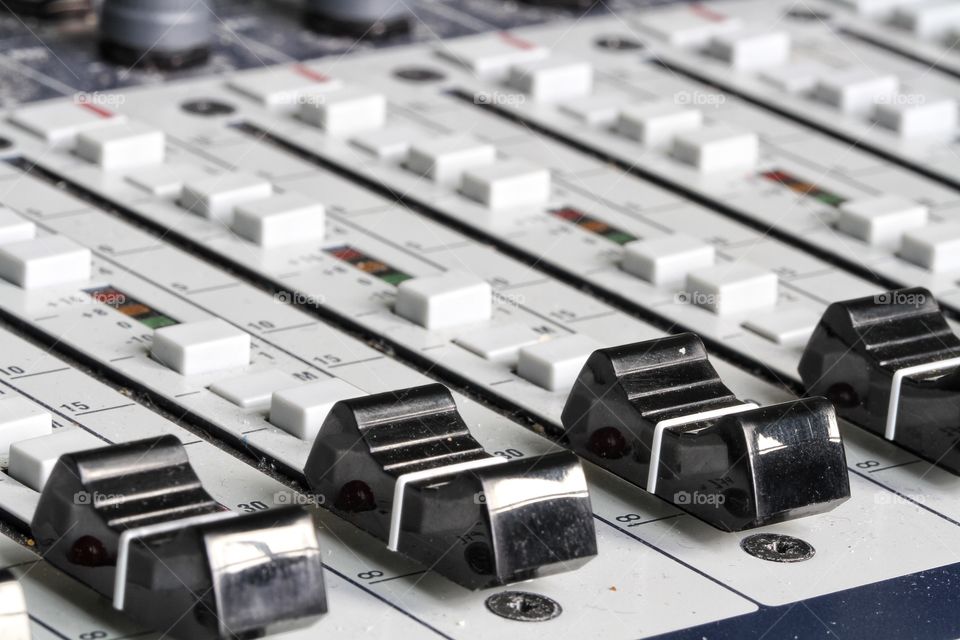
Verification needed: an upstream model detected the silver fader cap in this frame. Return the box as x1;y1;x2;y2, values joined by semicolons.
99;0;212;70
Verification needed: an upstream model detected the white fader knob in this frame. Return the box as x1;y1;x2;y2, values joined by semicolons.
0;236;91;289
151;318;251;376
395;271;492;330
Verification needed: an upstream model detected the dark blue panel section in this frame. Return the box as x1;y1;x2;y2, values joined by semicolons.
653;562;960;640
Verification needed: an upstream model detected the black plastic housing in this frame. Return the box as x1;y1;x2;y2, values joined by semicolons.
304;383;597;589
562;333;850;531
800;287;960;474
31;436;327;640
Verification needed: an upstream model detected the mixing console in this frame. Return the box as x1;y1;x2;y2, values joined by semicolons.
2;1;960;639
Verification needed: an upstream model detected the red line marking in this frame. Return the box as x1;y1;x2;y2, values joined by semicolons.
78;102;114;118
293;63;332;83
690;2;728;22
498;31;537;50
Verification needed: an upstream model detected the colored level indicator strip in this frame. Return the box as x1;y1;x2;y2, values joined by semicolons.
325;245;413;285
550;207;638;245
85;286;178;329
761;170;847;208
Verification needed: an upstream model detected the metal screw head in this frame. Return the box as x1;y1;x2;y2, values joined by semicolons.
485;591;562;622
181;99;236;116
741;533;816;563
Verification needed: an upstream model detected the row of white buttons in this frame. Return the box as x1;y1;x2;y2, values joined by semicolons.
622;234;778;315
631;5;960;140
559;98;760;173
761;64;957;138
836;195;960;272
150;318;367;439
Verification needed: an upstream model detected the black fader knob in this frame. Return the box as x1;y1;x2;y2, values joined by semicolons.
562;333;850;531
31;436;327;640
0;569;31;640
800;287;960;474
304;383;597;589
304;0;410;39
99;0;211;70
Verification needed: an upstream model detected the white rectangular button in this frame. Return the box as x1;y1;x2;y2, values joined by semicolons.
837;195;928;246
617;103;703;147
395;271;492;330
151;318;251;376
893;1;960;38
299;89;387;136
180;173;273;220
126;164;202;197
10;102;125;144
228;64;343;109
708;30;790;71
270;378;365;440
0;208;36;245
406;135;496;184
210;368;299;410
454;324;544;363
350;127;415;160
560;95;623;126
508;58;593;102
0;236;91;289
685;263;778;314
9;428;104;491
743;308;820;345
0;396;51;456
233;193;325;248
814;70;899;114
622;234;716;285
636;6;742;46
672;125;759;173
517;334;602;391
437;32;548;76
874;97;958;138
460;159;551;209
900;223;960;272
75;121;165;171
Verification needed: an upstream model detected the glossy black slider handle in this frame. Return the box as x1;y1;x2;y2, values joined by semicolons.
562;333;850;531
31;436;327;640
304;383;597;589
800;287;960;474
